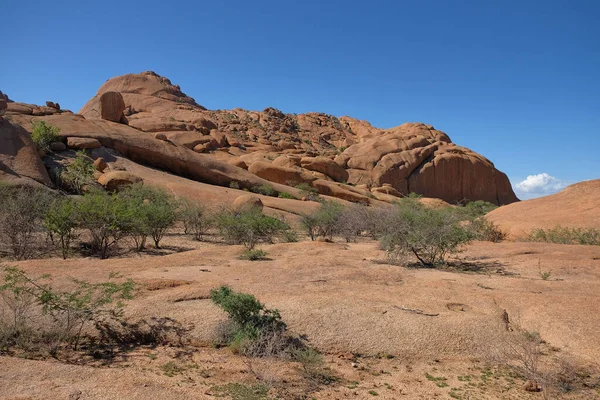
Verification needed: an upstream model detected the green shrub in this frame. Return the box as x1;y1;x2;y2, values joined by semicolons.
31;121;60;151
300;200;344;241
250;184;276;197
0;186;54;260
216;207;290;249
528;226;600;245
210;286;286;355
60;151;95;194
229;181;240;190
239;249;268;261
76;190;134;259
380;200;474;266
178;200;213;241
44;196;79;259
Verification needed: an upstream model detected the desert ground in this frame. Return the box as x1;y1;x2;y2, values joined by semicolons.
1;232;599;399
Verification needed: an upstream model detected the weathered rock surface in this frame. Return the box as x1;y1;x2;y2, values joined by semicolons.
335;123;517;205
301;156;348;182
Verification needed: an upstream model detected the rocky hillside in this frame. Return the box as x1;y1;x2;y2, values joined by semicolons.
1;71;518;206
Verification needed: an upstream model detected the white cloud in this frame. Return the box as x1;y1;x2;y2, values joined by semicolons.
514;173;568;200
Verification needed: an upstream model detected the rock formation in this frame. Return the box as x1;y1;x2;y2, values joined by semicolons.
1;71;518;206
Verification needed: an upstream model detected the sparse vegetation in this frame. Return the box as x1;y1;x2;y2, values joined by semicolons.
31;120;60;151
528;226;600;245
229;181;240;190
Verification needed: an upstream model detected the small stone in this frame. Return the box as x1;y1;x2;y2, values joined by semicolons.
49;142;66;152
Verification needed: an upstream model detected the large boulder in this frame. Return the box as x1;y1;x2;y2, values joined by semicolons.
232;194;263;212
97;171;143;192
99;91;126;123
300;156;348;182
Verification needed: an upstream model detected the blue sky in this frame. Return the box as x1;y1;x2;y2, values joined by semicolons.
2;1;599;199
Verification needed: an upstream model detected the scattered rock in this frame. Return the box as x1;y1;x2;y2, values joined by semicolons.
67;137;101;150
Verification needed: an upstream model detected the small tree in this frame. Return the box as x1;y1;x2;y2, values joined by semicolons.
31;121;60;151
178;199;213;241
381;200;474;266
44;197;79;259
121;184;177;250
76;190;133;259
300;200;344;241
216;207;290;250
